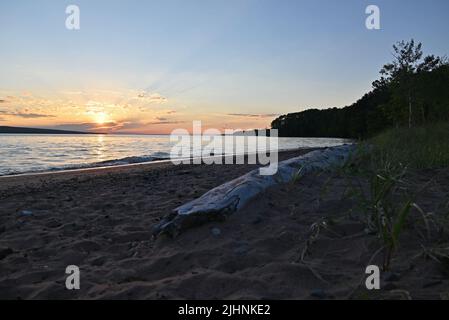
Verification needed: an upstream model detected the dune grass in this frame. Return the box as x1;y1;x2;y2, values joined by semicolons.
369;122;449;169
340;123;449;270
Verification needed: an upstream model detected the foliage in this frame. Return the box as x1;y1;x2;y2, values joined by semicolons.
271;40;449;138
370;122;449;169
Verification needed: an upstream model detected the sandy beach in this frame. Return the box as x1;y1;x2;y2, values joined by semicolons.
1;148;449;299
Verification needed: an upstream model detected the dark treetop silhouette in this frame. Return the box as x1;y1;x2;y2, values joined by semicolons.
271;40;449;139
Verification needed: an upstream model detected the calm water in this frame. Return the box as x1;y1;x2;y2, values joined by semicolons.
0;134;350;176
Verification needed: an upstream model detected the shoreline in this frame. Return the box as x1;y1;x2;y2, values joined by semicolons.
0;148;317;191
0;147;322;179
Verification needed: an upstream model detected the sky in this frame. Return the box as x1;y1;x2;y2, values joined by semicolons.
1;0;448;134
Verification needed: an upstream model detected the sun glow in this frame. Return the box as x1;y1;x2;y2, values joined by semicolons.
94;112;108;124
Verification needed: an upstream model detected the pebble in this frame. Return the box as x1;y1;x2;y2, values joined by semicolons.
310;289;327;299
233;242;250;255
211;228;221;237
234;246;249;255
20;210;33;216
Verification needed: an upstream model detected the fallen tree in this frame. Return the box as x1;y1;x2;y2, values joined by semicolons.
153;144;356;237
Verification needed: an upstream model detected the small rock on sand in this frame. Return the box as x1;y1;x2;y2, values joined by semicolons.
310;289;327;299
233;242;250;255
211;227;221;237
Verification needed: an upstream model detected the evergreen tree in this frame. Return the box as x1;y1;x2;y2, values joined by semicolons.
373;39;446;128
271;40;449;138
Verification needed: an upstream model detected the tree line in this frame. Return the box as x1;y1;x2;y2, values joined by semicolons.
271;40;449;139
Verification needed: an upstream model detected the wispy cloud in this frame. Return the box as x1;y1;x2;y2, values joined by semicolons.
59;91;84;95
145;120;185;125
226;113;279;118
0;111;55;118
135;92;168;104
48;121;122;133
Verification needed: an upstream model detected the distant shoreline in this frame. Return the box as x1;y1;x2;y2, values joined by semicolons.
0;126;93;135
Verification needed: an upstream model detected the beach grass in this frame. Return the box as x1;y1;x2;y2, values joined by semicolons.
369;122;449;169
340;123;449;270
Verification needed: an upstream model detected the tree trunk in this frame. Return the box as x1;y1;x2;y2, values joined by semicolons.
421;104;426;124
408;91;412;128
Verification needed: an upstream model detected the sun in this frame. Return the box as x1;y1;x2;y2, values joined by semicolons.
95;112;108;124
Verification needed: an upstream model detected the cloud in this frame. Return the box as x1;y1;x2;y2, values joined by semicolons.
46;123;101;132
51;119;185;132
48;121;122;133
118;121;146;130
145;120;185;125
85;100;105;113
60;91;84;95
94;122;125;132
135;92;167;104
226;113;279;118
0;111;55;118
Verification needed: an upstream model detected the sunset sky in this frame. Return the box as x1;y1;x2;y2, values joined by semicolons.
1;0;449;134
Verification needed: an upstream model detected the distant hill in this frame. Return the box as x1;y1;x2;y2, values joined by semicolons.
0;126;91;134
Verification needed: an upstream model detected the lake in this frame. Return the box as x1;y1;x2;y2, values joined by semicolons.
0;134;350;176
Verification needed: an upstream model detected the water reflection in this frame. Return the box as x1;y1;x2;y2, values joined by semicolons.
0;134;351;176
94;134;107;161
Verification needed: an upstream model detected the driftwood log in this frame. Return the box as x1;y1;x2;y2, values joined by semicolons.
153;144;355;237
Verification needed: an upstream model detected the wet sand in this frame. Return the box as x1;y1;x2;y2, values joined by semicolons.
1;148;449;299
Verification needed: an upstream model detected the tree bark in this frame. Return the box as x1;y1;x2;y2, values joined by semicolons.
408;91;412;128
